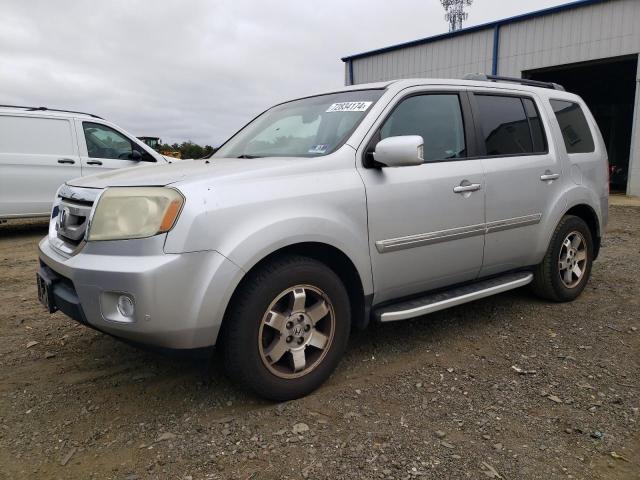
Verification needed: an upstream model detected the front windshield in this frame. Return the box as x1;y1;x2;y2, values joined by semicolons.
214;89;384;158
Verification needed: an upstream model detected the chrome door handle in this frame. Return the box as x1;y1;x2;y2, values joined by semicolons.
453;183;482;193
540;173;560;181
57;158;75;164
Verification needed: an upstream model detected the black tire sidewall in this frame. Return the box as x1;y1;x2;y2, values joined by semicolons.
547;216;594;301
224;257;351;401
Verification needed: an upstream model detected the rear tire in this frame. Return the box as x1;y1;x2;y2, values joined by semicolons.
531;215;594;302
220;255;350;401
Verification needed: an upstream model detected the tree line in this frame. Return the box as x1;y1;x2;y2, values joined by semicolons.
160;141;216;159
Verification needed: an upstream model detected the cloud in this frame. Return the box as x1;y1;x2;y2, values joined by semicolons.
0;0;567;146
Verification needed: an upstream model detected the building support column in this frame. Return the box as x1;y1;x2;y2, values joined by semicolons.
492;24;501;76
345;60;354;86
627;54;640;196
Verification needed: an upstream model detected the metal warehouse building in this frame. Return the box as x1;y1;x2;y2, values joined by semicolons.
342;0;640;196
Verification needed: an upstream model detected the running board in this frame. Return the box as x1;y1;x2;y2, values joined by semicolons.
375;272;534;323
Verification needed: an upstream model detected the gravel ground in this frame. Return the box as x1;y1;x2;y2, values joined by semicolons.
0;207;638;480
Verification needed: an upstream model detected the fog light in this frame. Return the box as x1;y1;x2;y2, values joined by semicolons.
117;295;135;317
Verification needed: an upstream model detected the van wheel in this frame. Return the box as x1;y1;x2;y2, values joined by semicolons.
531;215;594;302
220;255;350;401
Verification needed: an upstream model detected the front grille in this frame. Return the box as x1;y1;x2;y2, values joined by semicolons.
49;185;102;256
57;198;92;246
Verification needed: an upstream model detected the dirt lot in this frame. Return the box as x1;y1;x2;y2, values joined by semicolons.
0;207;638;480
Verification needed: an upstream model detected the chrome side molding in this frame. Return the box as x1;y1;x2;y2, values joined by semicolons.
375;223;486;253
485;213;542;234
375;214;542;253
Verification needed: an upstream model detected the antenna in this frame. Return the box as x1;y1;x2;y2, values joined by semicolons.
441;0;473;32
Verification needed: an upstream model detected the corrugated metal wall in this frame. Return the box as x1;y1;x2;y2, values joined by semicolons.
497;0;640;76
350;29;494;83
347;0;640;83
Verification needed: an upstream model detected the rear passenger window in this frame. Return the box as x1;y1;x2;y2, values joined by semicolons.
0;116;75;155
475;95;536;156
550;100;595;154
379;94;466;162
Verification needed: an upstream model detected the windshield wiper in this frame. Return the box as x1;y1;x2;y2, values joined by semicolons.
235;154;263;159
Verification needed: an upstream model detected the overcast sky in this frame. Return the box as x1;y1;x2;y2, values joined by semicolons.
0;0;570;146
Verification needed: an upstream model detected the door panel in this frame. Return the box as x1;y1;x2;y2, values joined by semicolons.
363;161;486;303
0;115;80;217
82;157;138;176
471;92;564;276
480;153;563;275
357;89;485;304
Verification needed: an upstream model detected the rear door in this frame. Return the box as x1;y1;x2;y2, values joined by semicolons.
469;91;564;276
0;114;81;218
75;120;157;176
357;87;486;303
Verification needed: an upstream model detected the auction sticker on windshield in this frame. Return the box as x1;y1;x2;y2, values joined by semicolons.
326;101;372;113
308;144;328;154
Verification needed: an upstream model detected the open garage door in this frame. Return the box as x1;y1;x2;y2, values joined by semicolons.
524;55;638;193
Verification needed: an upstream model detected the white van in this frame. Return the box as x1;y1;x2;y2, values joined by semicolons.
0;106;170;219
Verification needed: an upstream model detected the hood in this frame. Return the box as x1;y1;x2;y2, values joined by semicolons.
67;157;303;189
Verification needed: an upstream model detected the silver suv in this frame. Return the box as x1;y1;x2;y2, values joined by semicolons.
37;77;608;400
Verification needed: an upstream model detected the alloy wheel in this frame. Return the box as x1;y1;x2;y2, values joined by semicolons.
558;231;588;288
258;285;335;379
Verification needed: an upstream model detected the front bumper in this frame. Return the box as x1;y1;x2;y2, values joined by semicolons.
38;237;242;349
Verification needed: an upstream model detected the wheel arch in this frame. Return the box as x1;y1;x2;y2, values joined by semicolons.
221;242;371;340
564;203;601;259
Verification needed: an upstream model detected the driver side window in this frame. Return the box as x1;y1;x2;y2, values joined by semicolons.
83;122;135;160
380;94;467;162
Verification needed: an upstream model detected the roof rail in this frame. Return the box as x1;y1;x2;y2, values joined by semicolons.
0;105;103;119
462;73;565;91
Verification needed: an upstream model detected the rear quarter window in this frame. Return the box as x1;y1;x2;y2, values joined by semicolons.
0;115;75;155
550;100;595;154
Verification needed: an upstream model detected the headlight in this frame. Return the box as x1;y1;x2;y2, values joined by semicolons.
87;187;184;241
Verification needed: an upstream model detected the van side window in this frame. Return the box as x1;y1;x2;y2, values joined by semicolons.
550;100;595;154
83;122;150;160
379;94;466;162
0;116;75;155
475;94;542;156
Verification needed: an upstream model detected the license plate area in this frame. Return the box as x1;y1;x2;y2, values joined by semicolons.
36;270;57;313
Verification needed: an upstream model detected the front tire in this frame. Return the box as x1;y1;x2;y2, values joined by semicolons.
220;255;351;401
531;215;594;302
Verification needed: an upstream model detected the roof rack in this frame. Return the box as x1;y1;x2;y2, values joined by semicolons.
462;73;565;91
0;105;103;119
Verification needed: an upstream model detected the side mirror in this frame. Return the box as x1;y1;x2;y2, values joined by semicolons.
373;135;424;167
130;150;142;161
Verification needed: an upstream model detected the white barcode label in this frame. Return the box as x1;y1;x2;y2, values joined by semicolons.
326;101;372;113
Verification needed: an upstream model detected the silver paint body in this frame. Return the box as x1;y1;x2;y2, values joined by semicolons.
38;79;609;349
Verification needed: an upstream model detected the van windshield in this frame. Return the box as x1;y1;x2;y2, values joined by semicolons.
214;90;384;159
